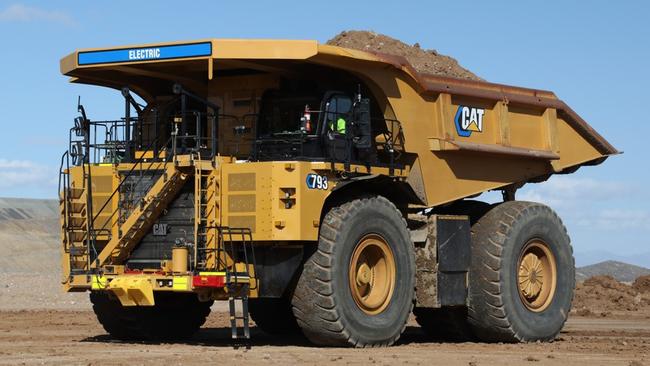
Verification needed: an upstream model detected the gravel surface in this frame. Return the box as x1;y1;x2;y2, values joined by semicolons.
0;273;91;310
0;311;649;366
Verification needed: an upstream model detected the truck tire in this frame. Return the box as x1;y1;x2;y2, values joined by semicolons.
467;201;574;342
292;196;415;347
249;297;300;334
90;292;213;341
415;200;490;341
90;292;141;340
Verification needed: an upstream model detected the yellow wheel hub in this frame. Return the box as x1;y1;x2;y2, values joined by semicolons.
517;240;557;312
349;234;396;315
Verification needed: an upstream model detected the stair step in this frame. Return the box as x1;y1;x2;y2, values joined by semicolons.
68;187;85;199
228;292;250;341
69;246;87;254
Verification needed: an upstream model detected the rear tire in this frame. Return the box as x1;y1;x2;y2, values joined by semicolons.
90;292;141;340
467;201;574;342
291;196;415;347
249;297;300;335
90;292;213;341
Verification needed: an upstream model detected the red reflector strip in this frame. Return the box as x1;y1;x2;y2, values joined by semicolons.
192;275;226;288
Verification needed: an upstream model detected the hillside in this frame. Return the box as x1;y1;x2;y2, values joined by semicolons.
575;260;650;283
0;197;60;274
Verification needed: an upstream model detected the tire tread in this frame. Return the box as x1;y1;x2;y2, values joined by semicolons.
291;196;414;347
467;201;574;342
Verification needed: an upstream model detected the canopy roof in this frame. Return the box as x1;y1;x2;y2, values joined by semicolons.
60;38;554;100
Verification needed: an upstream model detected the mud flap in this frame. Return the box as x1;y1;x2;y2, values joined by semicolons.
415;214;471;308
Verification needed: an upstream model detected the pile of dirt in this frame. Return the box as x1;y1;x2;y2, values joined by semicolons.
326;30;482;81
633;275;650;293
573;275;650;316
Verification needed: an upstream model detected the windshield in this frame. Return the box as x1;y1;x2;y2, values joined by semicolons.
257;91;320;137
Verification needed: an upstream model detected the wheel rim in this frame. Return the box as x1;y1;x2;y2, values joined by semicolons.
517;239;557;312
348;234;396;315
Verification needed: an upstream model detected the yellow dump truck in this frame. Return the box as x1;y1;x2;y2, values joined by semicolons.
58;39;618;346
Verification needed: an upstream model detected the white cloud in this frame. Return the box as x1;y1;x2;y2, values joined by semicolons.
0;158;57;190
577;209;650;230
0;4;75;26
0;159;36;169
516;176;649;231
517;175;630;209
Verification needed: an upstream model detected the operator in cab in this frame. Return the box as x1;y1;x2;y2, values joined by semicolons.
326;94;352;135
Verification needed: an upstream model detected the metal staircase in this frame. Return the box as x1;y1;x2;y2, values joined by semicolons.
60;183;91;275
222;227;255;341
191;163;254;341
59;152;99;278
94;164;188;267
194;163;218;270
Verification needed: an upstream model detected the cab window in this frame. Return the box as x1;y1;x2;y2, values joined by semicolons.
324;95;352;134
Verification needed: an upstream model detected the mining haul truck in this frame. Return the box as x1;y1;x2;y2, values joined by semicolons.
58;39;618;346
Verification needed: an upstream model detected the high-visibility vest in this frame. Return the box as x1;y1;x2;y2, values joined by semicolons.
329;117;346;134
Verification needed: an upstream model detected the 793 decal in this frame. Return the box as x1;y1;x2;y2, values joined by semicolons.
306;173;329;190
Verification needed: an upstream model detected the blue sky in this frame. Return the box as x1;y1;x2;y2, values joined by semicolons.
0;1;647;266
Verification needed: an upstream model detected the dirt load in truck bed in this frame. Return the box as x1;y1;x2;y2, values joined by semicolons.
326;30;482;81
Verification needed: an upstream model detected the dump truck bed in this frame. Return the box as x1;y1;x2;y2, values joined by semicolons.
60;39;618;206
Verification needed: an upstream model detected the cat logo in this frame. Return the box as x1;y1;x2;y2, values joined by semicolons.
454;105;485;137
152;223;168;236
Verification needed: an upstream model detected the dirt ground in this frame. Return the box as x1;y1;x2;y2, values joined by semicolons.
0;309;648;366
2;274;650;365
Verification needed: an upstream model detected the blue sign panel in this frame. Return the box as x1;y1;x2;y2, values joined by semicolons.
78;42;212;66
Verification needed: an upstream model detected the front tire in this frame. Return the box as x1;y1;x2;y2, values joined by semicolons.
90;292;213;341
291;196;415;347
467;201;574;342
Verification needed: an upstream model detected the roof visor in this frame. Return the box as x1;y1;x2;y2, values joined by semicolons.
77;42;213;66
62;39;321;75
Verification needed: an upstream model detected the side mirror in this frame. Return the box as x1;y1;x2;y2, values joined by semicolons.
73;117;85;137
352;98;371;149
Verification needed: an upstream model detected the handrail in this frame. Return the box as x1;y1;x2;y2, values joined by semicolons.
57;151;69;201
91;135;173;237
89;136;159;224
